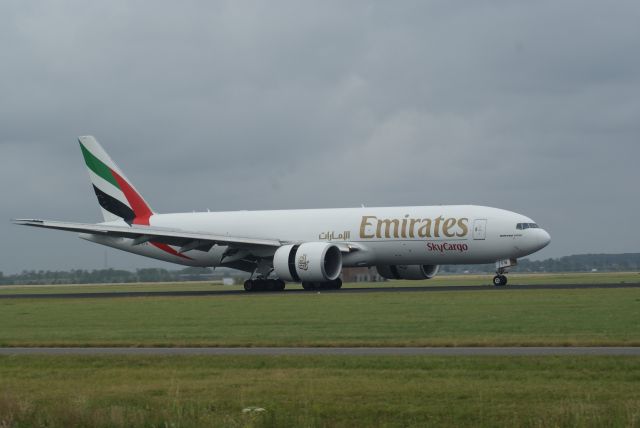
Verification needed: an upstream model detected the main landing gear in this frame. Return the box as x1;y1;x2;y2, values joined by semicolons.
243;278;343;291
301;278;343;291
243;278;286;292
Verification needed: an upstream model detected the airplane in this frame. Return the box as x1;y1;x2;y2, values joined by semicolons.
14;136;551;291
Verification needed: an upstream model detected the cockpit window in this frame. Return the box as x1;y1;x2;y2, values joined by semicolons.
516;223;539;230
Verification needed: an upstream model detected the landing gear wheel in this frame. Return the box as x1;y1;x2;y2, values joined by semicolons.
492;275;508;286
276;279;286;291
244;280;255;291
302;280;342;290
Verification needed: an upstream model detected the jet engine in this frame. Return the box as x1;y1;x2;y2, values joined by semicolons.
273;242;342;282
376;264;439;280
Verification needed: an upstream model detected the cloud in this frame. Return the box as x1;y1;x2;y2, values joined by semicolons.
1;1;639;272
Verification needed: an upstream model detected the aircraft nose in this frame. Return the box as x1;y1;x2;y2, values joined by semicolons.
536;229;551;250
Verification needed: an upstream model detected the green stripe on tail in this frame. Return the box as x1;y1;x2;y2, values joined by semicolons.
79;143;120;188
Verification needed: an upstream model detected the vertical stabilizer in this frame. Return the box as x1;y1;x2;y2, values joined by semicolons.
78;136;154;225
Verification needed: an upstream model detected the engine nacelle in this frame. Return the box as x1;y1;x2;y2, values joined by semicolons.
273;242;342;282
376;264;439;280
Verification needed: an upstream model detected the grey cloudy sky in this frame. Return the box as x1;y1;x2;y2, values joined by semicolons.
1;1;639;273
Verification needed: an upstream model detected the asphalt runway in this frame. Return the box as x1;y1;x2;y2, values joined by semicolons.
0;282;639;299
0;347;638;356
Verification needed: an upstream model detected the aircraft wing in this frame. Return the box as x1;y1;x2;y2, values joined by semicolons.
13;219;360;255
12;219;282;250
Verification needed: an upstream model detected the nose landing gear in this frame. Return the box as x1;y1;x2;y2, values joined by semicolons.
493;273;508;286
493;258;517;287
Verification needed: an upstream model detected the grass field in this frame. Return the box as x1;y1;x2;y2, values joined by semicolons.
1;271;638;295
1;273;638;427
1;355;639;427
0;276;639;347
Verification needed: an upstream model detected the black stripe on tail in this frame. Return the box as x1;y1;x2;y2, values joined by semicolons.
92;185;135;224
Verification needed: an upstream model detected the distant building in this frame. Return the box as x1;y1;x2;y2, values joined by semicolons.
341;267;385;283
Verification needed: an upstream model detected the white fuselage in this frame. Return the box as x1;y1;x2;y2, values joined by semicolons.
86;205;551;268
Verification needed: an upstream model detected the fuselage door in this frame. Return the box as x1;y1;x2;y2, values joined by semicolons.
473;219;487;240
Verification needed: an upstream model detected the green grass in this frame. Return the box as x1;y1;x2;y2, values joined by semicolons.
1;274;638;426
0;355;639;427
0;280;223;295
1;272;639;295
1;286;639;347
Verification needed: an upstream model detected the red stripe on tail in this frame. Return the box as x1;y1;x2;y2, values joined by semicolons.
108;168;190;260
110;169;153;225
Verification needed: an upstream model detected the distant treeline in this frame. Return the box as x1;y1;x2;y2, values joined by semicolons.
440;253;640;274
1;253;639;285
0;267;225;286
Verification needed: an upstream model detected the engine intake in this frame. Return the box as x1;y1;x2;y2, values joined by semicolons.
273;242;342;282
376;264;439;280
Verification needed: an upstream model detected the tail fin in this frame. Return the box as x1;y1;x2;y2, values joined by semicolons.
78;136;154;225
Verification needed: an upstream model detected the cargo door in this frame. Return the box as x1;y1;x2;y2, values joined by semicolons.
473;219;487;240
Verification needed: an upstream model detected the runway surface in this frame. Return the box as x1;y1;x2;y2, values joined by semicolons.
0;347;638;356
0;282;639;299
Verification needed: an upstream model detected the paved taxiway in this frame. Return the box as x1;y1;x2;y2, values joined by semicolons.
0;282;638;299
0;347;638;356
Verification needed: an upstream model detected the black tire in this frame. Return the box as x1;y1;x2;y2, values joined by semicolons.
276;279;286;291
334;278;343;289
302;282;313;291
492;276;503;287
244;280;255;291
500;275;508;286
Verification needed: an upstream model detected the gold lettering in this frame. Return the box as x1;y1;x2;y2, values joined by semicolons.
409;218;420;238
456;218;469;237
377;218;400;238
417;218;432;238
361;215;469;240
443;218;456;237
359;216;376;239
401;215;409;238
433;216;444;238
